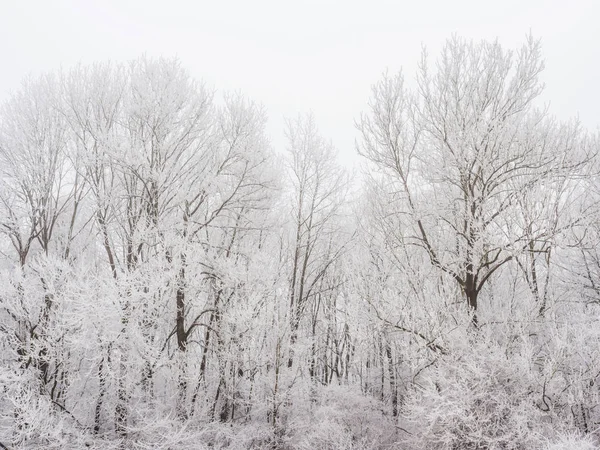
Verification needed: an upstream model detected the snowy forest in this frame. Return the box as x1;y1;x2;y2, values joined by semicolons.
1;36;600;449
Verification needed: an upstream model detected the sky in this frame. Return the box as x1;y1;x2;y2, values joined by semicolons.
1;0;599;166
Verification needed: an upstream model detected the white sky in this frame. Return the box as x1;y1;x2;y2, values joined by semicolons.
1;0;599;166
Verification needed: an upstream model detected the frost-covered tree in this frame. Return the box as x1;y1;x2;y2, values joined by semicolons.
357;35;587;325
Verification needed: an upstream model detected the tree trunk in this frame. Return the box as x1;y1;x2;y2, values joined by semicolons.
385;341;398;417
465;266;478;326
94;354;107;434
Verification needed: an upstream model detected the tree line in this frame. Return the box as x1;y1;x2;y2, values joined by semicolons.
1;36;599;449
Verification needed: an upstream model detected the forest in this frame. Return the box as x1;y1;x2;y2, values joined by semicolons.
0;35;599;449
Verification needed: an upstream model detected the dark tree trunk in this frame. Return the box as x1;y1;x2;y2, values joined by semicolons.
465;265;479;326
385;342;398;417
94;355;107;434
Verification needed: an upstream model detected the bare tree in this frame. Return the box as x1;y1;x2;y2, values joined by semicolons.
357;35;585;325
284;114;349;369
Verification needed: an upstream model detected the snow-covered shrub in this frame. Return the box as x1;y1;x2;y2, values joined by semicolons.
544;432;597;450
0;365;95;449
402;336;554;449
264;382;395;450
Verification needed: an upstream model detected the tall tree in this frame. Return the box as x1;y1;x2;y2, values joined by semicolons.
357;35;585;324
284;114;349;368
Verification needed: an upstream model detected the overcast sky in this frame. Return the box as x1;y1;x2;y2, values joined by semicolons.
1;0;598;165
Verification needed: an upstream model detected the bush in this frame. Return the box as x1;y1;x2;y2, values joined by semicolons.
401;337;553;449
544;432;597;450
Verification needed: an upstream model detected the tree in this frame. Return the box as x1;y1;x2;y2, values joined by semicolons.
284;113;349;369
357;35;585;325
